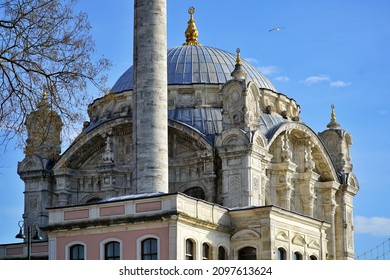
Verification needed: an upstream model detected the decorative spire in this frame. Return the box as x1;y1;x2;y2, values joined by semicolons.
231;48;247;81
42;84;47;101
183;7;201;46
327;104;340;129
236;48;242;64
37;84;49;109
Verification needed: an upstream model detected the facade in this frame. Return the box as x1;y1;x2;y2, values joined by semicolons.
0;1;358;260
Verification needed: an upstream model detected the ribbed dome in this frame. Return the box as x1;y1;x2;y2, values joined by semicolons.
110;45;276;93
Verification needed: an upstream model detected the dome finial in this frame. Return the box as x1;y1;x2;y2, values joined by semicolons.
236;48;242;64
183;7;202;46
327;104;340;129
231;47;247;81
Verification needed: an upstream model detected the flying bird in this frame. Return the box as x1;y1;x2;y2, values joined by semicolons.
269;27;285;32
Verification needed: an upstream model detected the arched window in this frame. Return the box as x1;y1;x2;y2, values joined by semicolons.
309;255;318;260
218;246;227;260
185;239;195;260
202;243;211;260
183;187;205;200
85;197;101;204
293;251;303;260
276;248;287;260
238;246;257;260
105;241;120;260
141;238;158;260
69;244;85;260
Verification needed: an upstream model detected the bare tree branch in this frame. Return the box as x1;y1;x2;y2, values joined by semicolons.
0;0;111;149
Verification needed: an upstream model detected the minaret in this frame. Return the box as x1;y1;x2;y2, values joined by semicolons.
132;0;168;193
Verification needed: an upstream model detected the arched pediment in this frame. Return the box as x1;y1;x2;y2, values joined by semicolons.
18;155;46;173
221;78;247;94
231;229;261;241
215;127;249;148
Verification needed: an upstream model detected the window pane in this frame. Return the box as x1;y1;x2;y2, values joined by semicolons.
218;246;226;260
202;243;210;260
186;239;194;260
105;241;120;260
277;248;286;260
70;244;84;260
238;247;256;260
142;238;158;260
293;252;303;260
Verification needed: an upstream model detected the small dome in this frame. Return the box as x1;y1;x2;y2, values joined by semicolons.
110;45;276;93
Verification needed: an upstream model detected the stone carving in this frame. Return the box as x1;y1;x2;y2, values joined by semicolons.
229;175;242;207
102;136;114;163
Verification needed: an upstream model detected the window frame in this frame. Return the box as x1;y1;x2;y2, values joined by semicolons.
293;251;303;260
100;239;122;260
276;247;287;260
69;244;85;260
136;234;160;260
238;246;257;260
202;243;211;260
185;239;195;260
218;246;227;260
65;241;87;260
141;238;158;260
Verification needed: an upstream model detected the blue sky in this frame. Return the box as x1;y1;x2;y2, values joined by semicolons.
1;0;390;258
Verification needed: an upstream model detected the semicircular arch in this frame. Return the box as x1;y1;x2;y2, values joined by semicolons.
53;118;131;170
267;122;338;182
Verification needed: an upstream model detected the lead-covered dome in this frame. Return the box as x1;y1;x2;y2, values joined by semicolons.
110;45;276;93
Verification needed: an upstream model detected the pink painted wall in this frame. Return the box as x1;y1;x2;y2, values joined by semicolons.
55;226;170;260
64;209;89;220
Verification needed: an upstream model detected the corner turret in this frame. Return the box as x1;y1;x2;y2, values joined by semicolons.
318;104;353;174
17;87;63;238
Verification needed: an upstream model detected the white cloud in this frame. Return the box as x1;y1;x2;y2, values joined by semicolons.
301;74;330;85
259;65;280;75
274;76;290;82
330;80;352;88
301;75;351;88
354;216;390;236
245;57;258;64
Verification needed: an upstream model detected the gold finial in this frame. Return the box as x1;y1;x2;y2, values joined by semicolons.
327;104;340;129
183;6;201;46
42;84;47;100
188;6;195;15
236;48;242;64
37;84;49;109
330;104;336;122
231;47;247;80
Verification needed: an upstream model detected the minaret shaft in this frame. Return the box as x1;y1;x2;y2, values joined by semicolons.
133;0;168;193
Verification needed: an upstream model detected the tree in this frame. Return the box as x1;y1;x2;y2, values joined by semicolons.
0;0;111;148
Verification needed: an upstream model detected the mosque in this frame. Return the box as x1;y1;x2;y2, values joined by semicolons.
0;0;358;260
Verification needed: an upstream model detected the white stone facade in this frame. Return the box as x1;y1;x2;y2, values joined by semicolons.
1;1;359;260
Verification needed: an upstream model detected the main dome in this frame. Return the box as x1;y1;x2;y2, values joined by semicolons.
110;45;276;93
